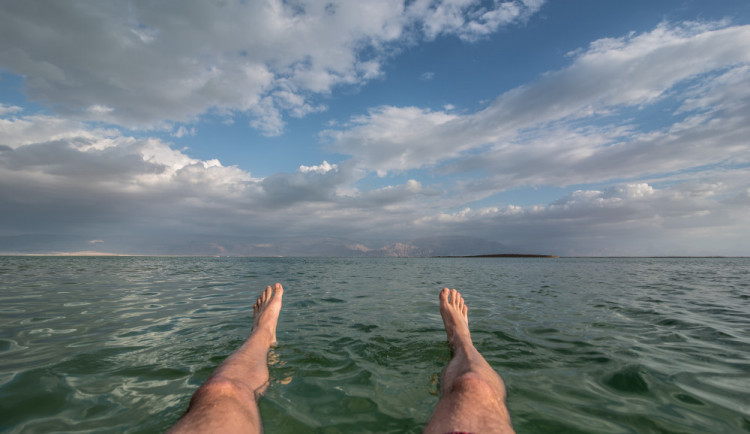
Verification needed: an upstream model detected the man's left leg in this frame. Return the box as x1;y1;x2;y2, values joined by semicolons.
169;283;284;434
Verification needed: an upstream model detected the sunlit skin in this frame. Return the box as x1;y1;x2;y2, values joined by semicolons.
424;288;515;433
168;283;283;434
169;285;513;433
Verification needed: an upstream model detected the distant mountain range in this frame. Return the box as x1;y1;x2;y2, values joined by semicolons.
373;236;510;257
201;235;516;257
0;234;531;257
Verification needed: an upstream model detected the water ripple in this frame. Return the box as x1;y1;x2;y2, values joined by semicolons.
1;257;749;433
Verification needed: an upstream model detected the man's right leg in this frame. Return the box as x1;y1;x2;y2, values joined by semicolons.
424;288;514;434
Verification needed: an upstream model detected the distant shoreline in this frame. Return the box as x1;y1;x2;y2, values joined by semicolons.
0;253;746;258
433;253;559;258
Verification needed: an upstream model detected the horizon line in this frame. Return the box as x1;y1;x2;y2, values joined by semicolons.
0;252;746;259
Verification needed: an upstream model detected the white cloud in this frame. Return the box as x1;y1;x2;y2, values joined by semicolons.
86;105;114;114
0;113;123;150
344;179;435;210
421;71;435;80
0;109;442;248
1;108;748;255
0;113;260;213
417;178;750;256
323;105;461;175
0;111;433;240
407;0;543;41
0;103;22;115
3;16;749;256
324;22;750;187
299;160;337;174
171;125;196;138
0;0;544;135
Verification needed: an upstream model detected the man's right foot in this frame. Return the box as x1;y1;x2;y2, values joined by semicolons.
439;288;471;348
252;283;284;345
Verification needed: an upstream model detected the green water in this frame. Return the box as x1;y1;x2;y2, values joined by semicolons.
1;257;749;433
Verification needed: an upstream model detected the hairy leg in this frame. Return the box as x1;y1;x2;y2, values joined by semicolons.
169;283;284;434
424;288;514;434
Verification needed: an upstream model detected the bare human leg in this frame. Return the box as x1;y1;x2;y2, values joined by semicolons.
169;283;284;434
424;288;514;434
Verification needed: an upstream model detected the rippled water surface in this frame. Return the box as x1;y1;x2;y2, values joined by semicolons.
1;257;749;433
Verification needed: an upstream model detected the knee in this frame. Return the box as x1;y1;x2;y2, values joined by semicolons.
449;372;506;402
190;376;242;407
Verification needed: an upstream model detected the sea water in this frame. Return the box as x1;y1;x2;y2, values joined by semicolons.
0;256;748;433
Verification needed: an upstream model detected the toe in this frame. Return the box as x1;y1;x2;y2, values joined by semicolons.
439;288;449;302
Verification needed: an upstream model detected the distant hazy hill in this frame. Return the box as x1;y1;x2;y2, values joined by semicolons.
204;235;508;257
184;235;510;257
1;234;514;257
373;236;507;257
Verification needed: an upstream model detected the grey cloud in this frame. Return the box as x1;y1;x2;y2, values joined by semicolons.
0;124;260;238
723;189;750;207
4;16;750;255
0;117;437;247
343;179;438;209
418;178;750;256
0;139;164;233
0;139;160;180
257;164;436;211
0;0;543;134
259;161;354;207
2;126;747;255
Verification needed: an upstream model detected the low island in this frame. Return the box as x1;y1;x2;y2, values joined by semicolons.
434;253;558;258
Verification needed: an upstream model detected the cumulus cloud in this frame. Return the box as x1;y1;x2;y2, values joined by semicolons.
418;179;750;256
260;161;350;207
0;111;441;247
324;22;750;189
323;105;462;175
1;106;748;255
0;113;259;235
2;16;749;256
299;160;338;174
316;21;750;254
0;0;543;135
344;179;438;210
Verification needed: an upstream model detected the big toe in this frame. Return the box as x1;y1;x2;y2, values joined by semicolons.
439;287;450;302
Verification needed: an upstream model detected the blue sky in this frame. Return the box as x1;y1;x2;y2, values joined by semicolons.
1;0;749;256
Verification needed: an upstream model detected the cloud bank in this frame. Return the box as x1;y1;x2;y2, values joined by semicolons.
0;0;542;135
1;8;749;255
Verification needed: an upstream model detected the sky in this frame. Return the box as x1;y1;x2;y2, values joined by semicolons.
1;0;749;256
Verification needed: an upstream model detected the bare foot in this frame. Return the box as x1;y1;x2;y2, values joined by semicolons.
252;283;284;346
439;288;471;348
